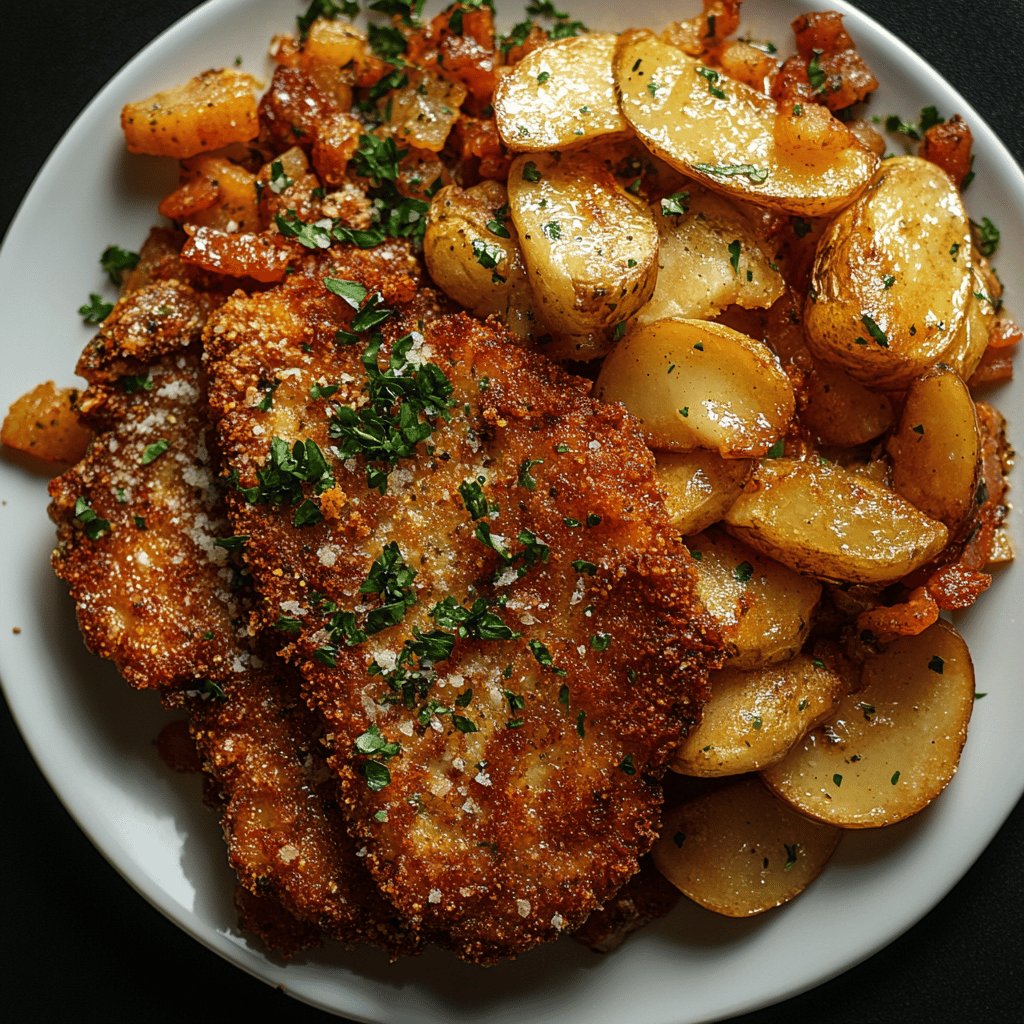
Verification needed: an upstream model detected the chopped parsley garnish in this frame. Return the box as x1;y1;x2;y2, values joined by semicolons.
572;559;597;575
239;437;335;527
472;237;505;274
972;216;1000;258
268;159;293;194
522;161;542;182
537;71;551;84
197;679;227;701
576;709;587;737
542;221;562;240
256;378;280;412
324;276;369;309
140;439;170;465
430;596;521;641
890;770;901;786
807;50;826;93
100;245;140;286
589;632;611;652
732;561;753;583
368;0;424;26
728;239;741;274
359;542;418;634
928;654;945;674
765;438;785;459
857;314;889;348
74;497;111;540
452;714;479;733
213;535;248;551
783;842;800;871
660;192;689;217
118;374;153;394
459;478;492;520
832;773;843;787
352;133;403;186
363;760;392;792
79;293;113;325
517;458;543;491
297;0;359;39
369;23;408;64
619;754;636;775
694;162;769;183
696;65;726;99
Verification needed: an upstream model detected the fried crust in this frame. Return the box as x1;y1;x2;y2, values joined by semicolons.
49;351;255;689
185;661;419;955
205;248;721;962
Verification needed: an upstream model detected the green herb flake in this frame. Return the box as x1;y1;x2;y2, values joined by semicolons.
832;773;843;787
537;70;551;84
589;632;612;652
572;559;597;575
576;710;587;738
696;65;726;99
972;216;1000;257
619;754;637;775
807;50;826;93
363;759;392;792
140;439;170;465
765;438;785;459
859;314;889;348
883;274;896;289
783;842;800;871
100;244;140;286
928;654;944;674
890;770;901;786
522;161;542;183
732;561;754;583
693;162;769;184
728;239;741;274
78;293;114;325
517;458;544;491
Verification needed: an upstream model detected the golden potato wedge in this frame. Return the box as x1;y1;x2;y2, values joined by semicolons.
506;152;658;359
887;365;981;536
121;68;259;159
652;778;842;916
804;156;973;389
423;181;534;338
594;318;795;457
614;32;878;216
2;381;93;466
636;189;784;325
723;457;948;584
493;34;627;152
762;621;975;827
655;450;752;535
685;529;821;670
673;656;845;776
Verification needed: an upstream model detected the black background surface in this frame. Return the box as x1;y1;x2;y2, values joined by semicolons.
2;2;1022;1022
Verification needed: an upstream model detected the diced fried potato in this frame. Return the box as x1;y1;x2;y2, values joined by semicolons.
804;156;973;389
121;69;259;158
762;621;975;827
636;189;784;326
655;450;752;534
423;182;534;339
493;34;627;151
506;152;658;359
723;457;948;584
685;528;821;670
887;365;981;536
173;156;260;232
389;70;467;152
672;656;845;776
652;778;842;916
614;32;878;216
594;318;795;457
2;382;93;466
303;17;367;67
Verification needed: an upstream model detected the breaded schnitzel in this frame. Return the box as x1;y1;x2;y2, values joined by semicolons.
205;245;720;961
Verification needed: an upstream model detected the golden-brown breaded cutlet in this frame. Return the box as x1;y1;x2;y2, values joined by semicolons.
185;659;420;956
205;245;721;963
49;350;256;689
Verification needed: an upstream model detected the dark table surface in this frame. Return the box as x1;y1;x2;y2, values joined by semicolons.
3;2;1023;1022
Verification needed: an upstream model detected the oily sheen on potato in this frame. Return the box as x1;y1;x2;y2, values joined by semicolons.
595;318;795;457
614;31;878;217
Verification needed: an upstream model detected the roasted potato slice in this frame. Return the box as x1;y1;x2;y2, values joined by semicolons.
636;189;784;325
685;528;821;670
652;778;842;916
595;318;795;457
723;457;948;584
762;621;975;827
887;365;982;536
121;68;259;158
804;156;973;389
424;181;534;339
389;70;467;152
943;268;998;383
614;32;877;216
506;152;658;359
2;381;93;466
672;656;845;776
655;450;752;535
494;34;627;151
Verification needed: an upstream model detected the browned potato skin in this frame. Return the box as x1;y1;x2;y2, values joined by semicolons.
686;528;821;670
423;181;534;338
672;655;845;776
723;457;948;585
2;382;93;466
614;32;878;217
652;778;842;917
121;69;259;158
887;365;982;537
762;621;975;828
804;157;973;389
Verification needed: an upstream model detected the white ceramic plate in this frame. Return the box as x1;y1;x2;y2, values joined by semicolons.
1;2;1021;1022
